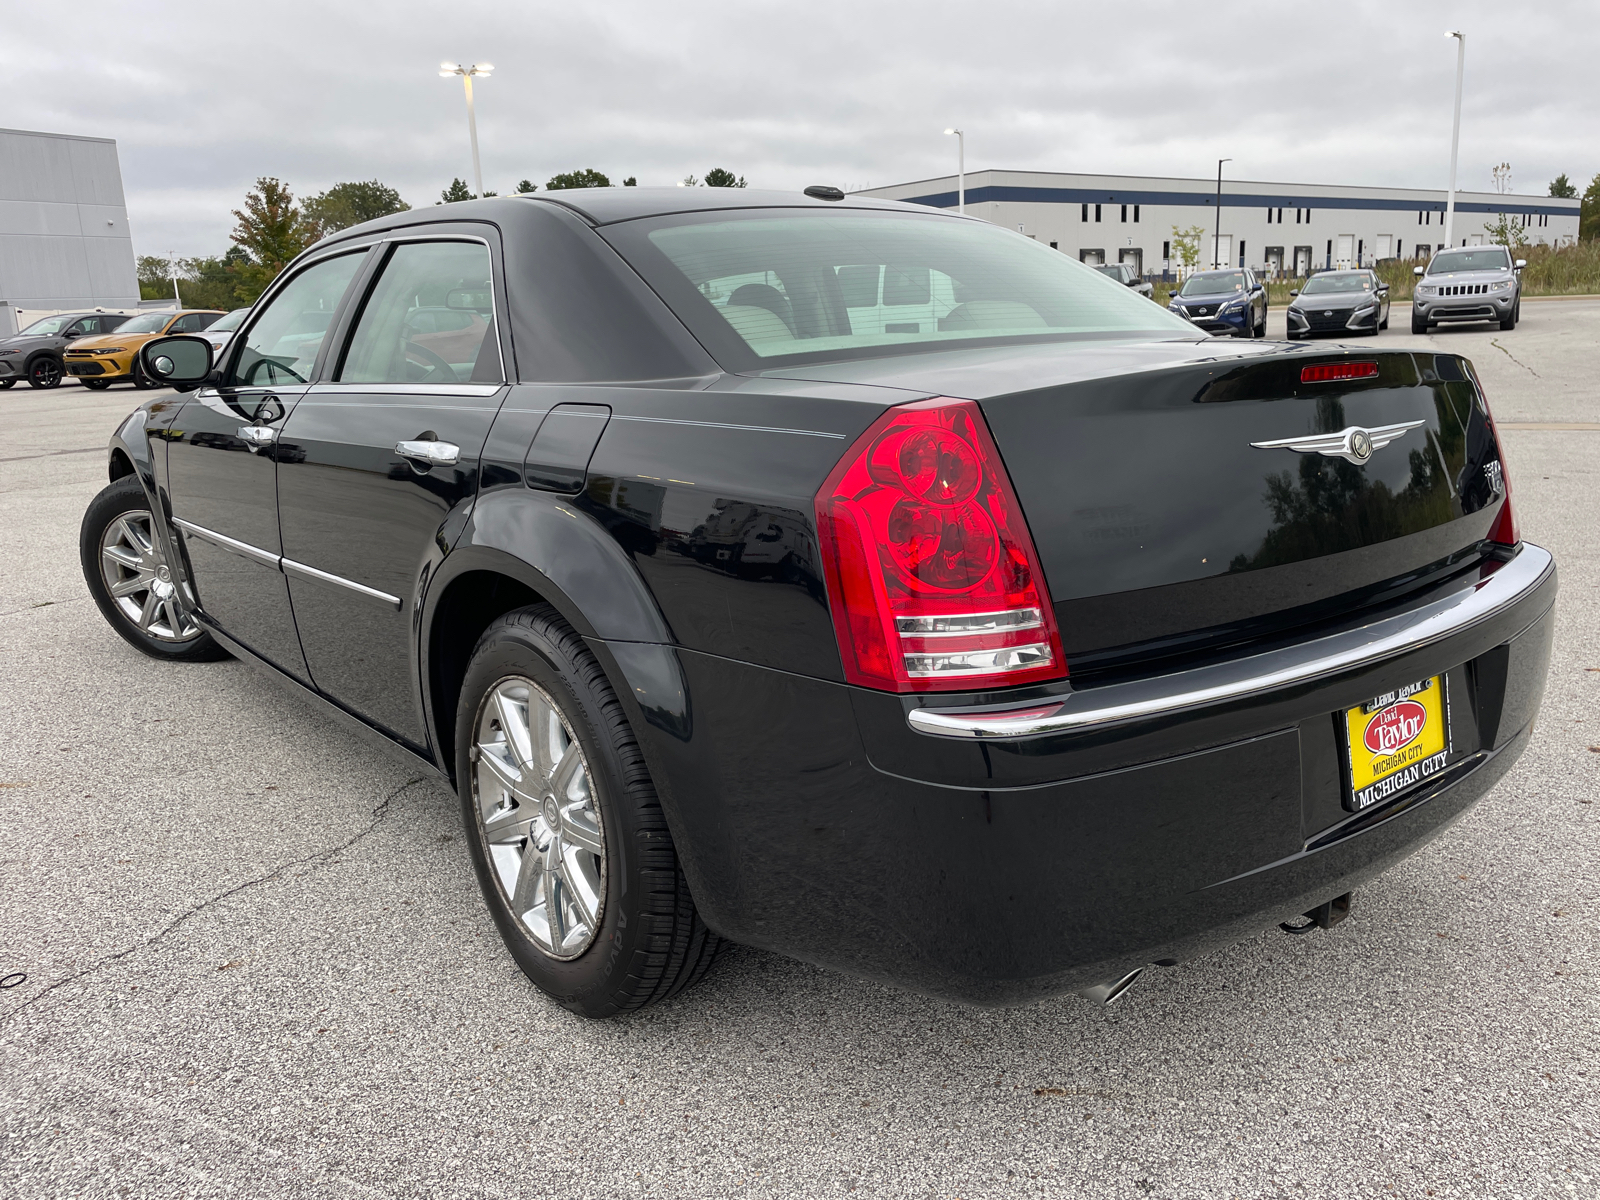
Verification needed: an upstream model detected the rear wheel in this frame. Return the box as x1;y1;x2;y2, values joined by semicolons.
27;357;62;389
79;476;228;662
456;604;721;1018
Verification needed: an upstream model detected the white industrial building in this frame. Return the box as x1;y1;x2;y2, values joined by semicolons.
0;127;140;333
856;170;1582;278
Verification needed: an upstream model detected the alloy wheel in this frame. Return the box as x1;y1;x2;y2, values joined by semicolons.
98;511;202;642
472;676;606;960
29;358;62;388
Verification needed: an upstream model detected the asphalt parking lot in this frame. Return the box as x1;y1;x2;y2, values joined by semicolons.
3;301;1597;1199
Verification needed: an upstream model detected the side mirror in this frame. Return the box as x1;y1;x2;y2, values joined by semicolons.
139;335;213;389
1378;285;1389;293
1413;265;1425;276
1289;289;1299;297
1514;259;1526;270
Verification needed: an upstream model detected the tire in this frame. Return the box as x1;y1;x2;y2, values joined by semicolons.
82;379;112;390
132;358;160;390
455;604;721;1018
1411;313;1429;335
27;356;63;389
80;476;229;662
1500;302;1517;332
0;378;14;389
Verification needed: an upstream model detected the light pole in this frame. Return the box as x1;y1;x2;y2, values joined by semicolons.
1213;158;1231;268
440;62;493;199
944;129;964;215
1443;31;1465;249
169;251;182;308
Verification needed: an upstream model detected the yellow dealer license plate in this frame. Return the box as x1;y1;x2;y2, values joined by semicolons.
1344;676;1450;812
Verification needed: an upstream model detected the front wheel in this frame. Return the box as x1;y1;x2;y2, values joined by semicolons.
131;359;161;390
1500;302;1518;331
0;378;15;389
82;379;112;390
79;476;228;661
27;357;63;389
456;604;721;1018
1411;313;1429;335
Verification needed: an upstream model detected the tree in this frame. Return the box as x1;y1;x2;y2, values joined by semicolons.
515;179;538;193
703;168;747;188
440;178;473;204
1549;173;1577;198
1483;211;1530;250
1581;173;1600;242
136;255;178;302
623;176;637;187
681;174;699;188
546;168;611;190
230;178;312;279
1170;224;1206;273
302;180;409;239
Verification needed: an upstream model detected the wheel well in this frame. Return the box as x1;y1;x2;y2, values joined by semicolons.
108;448;136;482
428;570;542;783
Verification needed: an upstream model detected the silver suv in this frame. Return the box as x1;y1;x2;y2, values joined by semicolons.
1411;245;1525;334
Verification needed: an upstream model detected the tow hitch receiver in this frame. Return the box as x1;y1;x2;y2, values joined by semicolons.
1280;891;1353;936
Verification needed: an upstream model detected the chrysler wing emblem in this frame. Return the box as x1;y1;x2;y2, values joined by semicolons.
1250;420;1425;465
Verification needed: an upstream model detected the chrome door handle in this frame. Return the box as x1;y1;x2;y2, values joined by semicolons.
238;424;278;449
395;440;460;466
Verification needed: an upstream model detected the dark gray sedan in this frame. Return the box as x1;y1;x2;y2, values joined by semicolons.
1286;270;1390;339
1094;262;1155;299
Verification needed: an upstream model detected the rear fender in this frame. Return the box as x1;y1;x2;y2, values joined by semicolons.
421;489;675;780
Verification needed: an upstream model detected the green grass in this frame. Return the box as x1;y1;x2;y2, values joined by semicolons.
1257;242;1600;306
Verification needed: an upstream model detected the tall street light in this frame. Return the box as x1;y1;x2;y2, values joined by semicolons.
1443;31;1466;249
441;62;493;199
944;128;965;215
1213;158;1231;268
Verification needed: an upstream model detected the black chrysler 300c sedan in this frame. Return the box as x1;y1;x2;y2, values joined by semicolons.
82;189;1555;1017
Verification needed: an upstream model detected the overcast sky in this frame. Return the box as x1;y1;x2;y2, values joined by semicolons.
5;0;1596;258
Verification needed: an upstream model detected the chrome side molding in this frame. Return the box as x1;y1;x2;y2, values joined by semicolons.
171;517;402;611
908;545;1555;740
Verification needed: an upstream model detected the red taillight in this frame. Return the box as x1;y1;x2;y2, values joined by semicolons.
815;397;1066;692
1301;361;1379;384
1478;388;1520;548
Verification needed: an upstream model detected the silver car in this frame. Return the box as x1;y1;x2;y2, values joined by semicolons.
1411;246;1524;334
198;307;251;356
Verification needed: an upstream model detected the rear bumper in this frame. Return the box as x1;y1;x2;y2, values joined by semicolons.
613;545;1556;1005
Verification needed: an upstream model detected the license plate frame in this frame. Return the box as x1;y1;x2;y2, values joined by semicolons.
1342;675;1451;813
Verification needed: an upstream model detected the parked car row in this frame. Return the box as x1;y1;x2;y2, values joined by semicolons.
1164;245;1526;339
0;307;248;390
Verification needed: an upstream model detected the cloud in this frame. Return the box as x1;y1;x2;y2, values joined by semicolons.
3;0;1594;255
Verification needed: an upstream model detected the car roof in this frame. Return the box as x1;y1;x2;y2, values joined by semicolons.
328;187;930;239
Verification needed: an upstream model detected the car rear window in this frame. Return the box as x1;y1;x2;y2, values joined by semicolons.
603;209;1191;368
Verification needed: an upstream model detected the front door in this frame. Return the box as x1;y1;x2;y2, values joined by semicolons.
165;251;368;681
275;235;508;748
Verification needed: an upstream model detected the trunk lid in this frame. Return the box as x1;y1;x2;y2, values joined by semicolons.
769;341;1507;676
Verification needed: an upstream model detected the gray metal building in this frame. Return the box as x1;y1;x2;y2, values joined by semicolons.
0;127;139;333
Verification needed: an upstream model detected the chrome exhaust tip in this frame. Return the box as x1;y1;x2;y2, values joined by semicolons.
1077;967;1143;1006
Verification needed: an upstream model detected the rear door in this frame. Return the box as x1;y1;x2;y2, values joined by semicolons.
165;250;369;680
274;232;509;748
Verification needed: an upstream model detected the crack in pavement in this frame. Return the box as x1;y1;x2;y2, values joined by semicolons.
0;775;426;1027
1490;338;1541;378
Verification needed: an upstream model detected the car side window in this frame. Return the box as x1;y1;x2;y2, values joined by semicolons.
226;253;365;387
337;240;501;385
64;321;91;337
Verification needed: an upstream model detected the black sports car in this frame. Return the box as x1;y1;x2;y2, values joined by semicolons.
1287;269;1391;339
0;310;130;389
82;189;1555;1017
